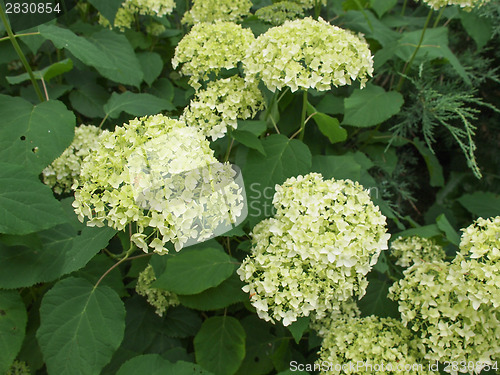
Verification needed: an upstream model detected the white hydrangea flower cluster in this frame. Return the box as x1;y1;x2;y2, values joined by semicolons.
99;0;175;31
237;173;390;326
309;299;361;339
243;17;373;92
172;21;255;89
255;2;305;26
181;76;264;140
390;236;446;268
316;316;433;375
136;264;179;316
422;0;491;11
275;0;327;9
459;216;499;262
181;0;252;25
389;233;499;374
42;125;101;195
73;114;244;253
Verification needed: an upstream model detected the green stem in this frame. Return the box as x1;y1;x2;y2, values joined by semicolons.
314;0;321;20
0;31;40;43
432;8;444;28
0;6;45;102
95;243;137;288
298;90;308;141
401;0;407;16
396;9;433;92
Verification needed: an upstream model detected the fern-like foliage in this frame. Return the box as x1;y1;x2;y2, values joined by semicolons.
392;68;500;179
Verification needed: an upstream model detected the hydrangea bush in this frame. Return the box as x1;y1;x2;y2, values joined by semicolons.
0;0;499;374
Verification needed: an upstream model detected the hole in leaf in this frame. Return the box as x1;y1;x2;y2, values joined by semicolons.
32;147;38;153
20;136;26;141
77;230;82;236
0;310;5;316
254;356;260;362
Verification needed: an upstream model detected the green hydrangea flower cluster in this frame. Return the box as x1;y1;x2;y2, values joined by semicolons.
99;0;175;32
275;0;327;9
42;125;101;195
181;0;252;25
316;316;433;375
73;114;244;253
136;264;179;316
7;361;30;375
255;2;305;26
389;218;500;371
422;0;491;10
172;21;255;90
181;76;264;140
243;17;373;92
237;173;390;326
309;299;361;339
390;236;446;268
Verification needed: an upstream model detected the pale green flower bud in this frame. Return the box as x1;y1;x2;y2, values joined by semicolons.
42;125;101;195
136;264;179;316
181;76;264;140
237;173;390;326
172;21;255;89
7;361;30;375
181;0;252;25
390;236;446;268
243;17;373;92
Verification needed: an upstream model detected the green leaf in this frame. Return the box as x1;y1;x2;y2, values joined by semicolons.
137;52;164;86
436;214;460;246
87;29;144;87
177;274;247;311
343;84;404;128
162;306;202;338
0;291;27;375
394;224;442;239
395;27;471;85
0;95;75;173
411;138;445;188
37;277;125;375
104;92;174;119
457;192;500;219
237;120;267;137
6;58;73;84
117;354;214;375
370;0;398;18
235;316;275;375
460;11;492;50
315;94;344;115
69;82;110;118
233;130;266;156
194;316;246;375
0;214;116;288
311;153;362;181
0;163;67;235
358;279;399;318
87;0;123;24
243;135;312;225
153;247;235;295
363;145;398;175
307;103;346;144
287;316;310;344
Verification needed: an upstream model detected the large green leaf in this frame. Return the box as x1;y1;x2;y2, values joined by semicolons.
287;316;310;344
458;192;500;219
243;135;311;226
87;0;123;24
395;27;470;84
37;277;125;375
162;306;202;338
370;0;398;18
307;103;346;144
411;138;445;188
358;279;399;318
6;58;73;84
0;217;116;288
87;29;144;87
137;52;164;86
343;84;404;128
0;95;75;173
39;25;143;87
460;11;492;50
153;247;235;295
311;154;362;181
233;130;266;155
0;291;27;375
116;354;214;375
194;316;246;375
0;163;67;235
104;92;174;119
69;82;110;118
436;214;460;246
177;274;247;311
